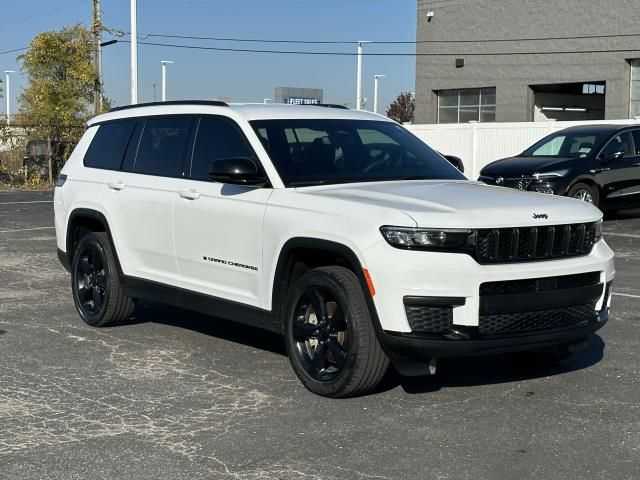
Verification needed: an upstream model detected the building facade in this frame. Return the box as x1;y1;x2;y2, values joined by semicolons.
415;0;640;124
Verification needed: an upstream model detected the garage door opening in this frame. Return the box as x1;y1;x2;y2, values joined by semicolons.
530;82;606;122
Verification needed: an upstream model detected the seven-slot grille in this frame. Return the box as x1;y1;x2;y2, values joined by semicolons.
475;222;597;263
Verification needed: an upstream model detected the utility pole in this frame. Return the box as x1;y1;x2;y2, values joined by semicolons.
161;60;173;101
373;74;385;114
4;70;14;124
92;0;102;115
130;0;138;104
356;41;370;111
151;83;157;102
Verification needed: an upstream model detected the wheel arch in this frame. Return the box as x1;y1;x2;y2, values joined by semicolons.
66;208;123;274
566;176;602;198
269;238;381;333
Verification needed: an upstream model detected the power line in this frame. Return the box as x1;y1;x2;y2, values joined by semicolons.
135;31;640;45
0;0;87;28
119;40;640;56
0;47;28;56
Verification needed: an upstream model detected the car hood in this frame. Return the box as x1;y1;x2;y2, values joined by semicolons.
300;180;601;229
480;156;576;177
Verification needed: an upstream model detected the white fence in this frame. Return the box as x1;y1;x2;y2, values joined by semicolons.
406;119;640;180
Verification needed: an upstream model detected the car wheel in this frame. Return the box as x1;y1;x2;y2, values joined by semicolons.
71;232;135;327
284;266;389;398
568;182;600;208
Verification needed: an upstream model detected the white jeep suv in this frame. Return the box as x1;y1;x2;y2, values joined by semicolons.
54;101;615;397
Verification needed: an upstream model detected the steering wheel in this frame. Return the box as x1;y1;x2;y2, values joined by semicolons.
363;145;404;173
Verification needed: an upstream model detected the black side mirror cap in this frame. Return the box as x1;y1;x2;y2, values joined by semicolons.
209;157;268;186
443;154;465;173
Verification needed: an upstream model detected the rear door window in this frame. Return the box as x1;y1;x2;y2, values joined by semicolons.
189;116;257;182
134;116;195;177
84;120;137;170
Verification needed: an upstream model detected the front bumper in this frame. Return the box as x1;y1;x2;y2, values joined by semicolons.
378;304;609;362
364;239;615;332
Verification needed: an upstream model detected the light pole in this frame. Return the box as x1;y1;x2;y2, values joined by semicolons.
373;74;385;114
356;41;371;111
130;0;138;104
161;60;173;101
4;70;14;124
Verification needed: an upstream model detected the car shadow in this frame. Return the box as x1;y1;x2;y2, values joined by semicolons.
130;301;605;396
376;335;605;395
131;300;287;357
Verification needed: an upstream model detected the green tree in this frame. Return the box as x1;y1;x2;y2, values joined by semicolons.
16;24;105;172
386;92;415;124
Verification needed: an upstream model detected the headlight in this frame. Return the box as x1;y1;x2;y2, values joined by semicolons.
380;226;474;251
532;169;569;180
595;219;603;242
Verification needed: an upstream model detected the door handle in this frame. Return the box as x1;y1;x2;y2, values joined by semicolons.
179;189;201;200
108;181;126;191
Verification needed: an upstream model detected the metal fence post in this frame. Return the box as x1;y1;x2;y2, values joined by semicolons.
47;136;53;187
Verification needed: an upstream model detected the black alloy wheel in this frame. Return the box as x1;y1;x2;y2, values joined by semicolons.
284;266;389;398
291;287;349;382
71;232;135;327
75;243;107;316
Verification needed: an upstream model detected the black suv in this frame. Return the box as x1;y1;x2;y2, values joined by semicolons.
479;124;640;211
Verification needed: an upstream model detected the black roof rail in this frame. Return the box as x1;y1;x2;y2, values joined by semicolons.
313;103;349;110
109;100;229;113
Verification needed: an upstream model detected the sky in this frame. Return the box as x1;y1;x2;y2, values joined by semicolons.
0;0;418;114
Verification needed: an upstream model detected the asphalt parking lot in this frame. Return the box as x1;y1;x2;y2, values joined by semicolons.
1;189;639;480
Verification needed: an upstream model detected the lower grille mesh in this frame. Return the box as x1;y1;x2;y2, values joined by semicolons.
406;305;453;333
479;303;597;335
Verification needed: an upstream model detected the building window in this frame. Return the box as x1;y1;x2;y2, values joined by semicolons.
437;87;496;124
630;60;640;118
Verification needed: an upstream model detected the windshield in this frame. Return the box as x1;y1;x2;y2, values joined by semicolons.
521;131;608;158
250;119;465;187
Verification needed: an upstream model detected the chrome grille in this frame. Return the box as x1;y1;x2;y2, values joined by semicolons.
503;177;534;190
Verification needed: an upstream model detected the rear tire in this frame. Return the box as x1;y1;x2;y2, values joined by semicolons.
568;182;600;209
284;266;389;398
71;232;135;327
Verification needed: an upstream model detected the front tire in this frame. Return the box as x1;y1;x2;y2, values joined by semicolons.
71;232;135;327
284;266;389;398
568;182;600;208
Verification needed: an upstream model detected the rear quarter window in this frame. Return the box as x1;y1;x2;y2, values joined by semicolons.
84;120;137;170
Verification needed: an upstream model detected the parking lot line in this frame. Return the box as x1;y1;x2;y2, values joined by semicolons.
0;226;55;233
0;201;53;205
613;292;640;299
604;232;640;239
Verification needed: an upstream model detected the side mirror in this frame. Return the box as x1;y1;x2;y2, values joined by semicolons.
599;151;624;163
443;154;465;173
209;157;268;186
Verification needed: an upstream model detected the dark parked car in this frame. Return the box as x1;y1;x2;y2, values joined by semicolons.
479;124;640;211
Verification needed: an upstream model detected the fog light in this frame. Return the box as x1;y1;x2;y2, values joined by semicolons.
533;187;554;194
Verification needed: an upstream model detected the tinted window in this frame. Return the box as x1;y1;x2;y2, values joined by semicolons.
190;117;256;181
600;131;635;158
631;130;640;155
250;119;464;187
84;120;136;170
134;117;194;177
